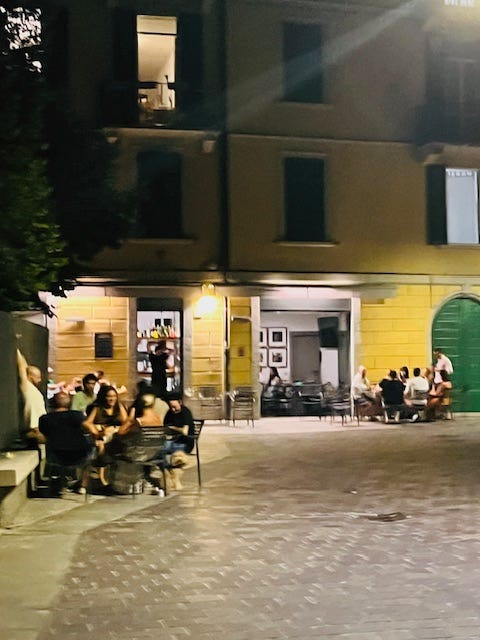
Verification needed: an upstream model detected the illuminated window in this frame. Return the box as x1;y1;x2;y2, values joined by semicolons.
137;16;176;122
427;165;480;244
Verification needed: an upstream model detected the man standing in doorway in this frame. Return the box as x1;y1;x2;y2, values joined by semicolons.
433;348;454;385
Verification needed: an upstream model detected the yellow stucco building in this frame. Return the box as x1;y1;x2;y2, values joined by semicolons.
35;0;480;413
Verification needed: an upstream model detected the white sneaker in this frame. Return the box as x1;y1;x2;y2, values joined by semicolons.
151;487;164;496
411;413;419;423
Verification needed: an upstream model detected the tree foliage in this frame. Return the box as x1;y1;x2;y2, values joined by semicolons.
0;6;67;311
0;5;133;311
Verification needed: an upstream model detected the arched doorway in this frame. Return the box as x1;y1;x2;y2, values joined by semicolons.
432;295;480;412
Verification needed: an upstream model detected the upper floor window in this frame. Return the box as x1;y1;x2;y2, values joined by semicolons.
136;150;183;239
108;9;203;127
137;16;176;124
283;156;326;242
282;22;323;103
427;165;480;244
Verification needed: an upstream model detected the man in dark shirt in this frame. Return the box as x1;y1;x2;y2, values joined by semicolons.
149;341;173;399
379;370;418;422
163;394;195;453
379;370;405;406
39;392;95;492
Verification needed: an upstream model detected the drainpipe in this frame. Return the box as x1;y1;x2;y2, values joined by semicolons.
217;0;230;395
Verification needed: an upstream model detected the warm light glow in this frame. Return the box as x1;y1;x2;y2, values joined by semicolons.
194;283;218;317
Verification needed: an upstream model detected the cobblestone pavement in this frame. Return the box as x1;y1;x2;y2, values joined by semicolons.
8;418;480;639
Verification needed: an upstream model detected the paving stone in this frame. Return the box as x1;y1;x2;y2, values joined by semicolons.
5;419;480;639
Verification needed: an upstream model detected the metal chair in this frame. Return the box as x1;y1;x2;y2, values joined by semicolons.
190;419;204;486
229;387;256;427
197;386;224;421
44;446;92;501
410;389;429;421
110;426;169;496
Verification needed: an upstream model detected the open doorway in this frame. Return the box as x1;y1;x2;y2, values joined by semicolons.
259;307;350;416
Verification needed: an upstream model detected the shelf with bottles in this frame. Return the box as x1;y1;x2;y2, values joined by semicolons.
136;337;179;355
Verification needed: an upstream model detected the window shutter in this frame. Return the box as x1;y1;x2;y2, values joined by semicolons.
176;12;204;118
284;157;326;242
105;8;137;126
283;22;323;103
137;151;183;239
43;6;69;91
426;165;447;245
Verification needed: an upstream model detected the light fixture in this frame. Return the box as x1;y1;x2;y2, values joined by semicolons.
194;283;218;317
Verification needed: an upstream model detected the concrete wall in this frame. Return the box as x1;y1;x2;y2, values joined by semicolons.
228;135;480;277
226;0;424;140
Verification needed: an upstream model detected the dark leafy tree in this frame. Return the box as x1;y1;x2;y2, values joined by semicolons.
0;5;133;310
0;6;67;311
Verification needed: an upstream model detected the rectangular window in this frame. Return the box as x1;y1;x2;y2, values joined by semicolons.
427;165;480;244
282;22;323;103
108;10;203;127
284;157;326;242
136;150;183;239
137;15;177;124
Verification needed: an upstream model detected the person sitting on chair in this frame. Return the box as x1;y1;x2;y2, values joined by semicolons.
39;392;95;494
352;365;382;419
404;367;429;404
426;370;452;421
379;370;418;422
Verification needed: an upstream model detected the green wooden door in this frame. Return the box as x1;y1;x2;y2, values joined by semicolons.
432;296;480;412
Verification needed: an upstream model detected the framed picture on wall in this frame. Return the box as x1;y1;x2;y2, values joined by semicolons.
268;347;287;368
259;347;268;367
268;327;287;347
259;328;267;347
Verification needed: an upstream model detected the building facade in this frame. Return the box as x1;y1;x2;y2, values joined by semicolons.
37;0;480;412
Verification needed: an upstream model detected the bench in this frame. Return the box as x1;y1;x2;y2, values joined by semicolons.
0;450;39;487
0;449;40;527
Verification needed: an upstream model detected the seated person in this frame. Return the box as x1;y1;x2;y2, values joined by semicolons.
399;366;409;389
82;385;129;488
352;366;382;418
129;381;169;423
404;367;430;406
426;370;453;420
163;394;195;455
38;392;96;494
267;366;282;387
107;393;167;494
379;370;418;422
70;373;98;414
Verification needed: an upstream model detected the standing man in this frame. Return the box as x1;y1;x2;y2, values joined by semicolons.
433;348;453;385
149;341;174;399
71;373;98;414
17;349;47;445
